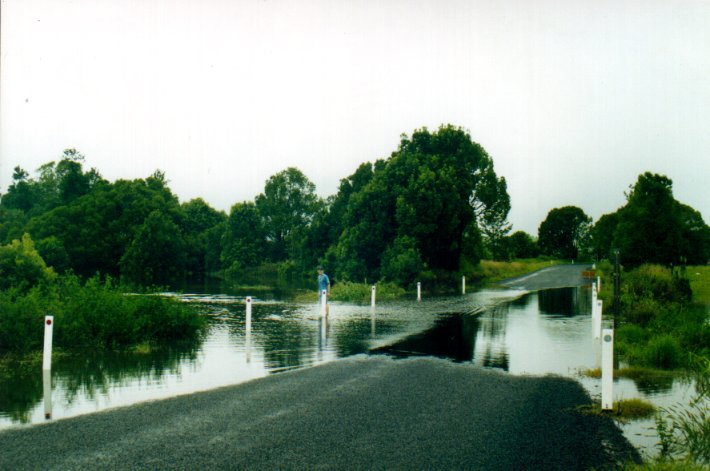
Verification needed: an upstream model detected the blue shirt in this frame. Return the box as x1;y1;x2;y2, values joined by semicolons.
318;274;330;293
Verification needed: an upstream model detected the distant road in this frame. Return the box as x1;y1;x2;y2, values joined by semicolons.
498;263;592;291
0;356;638;470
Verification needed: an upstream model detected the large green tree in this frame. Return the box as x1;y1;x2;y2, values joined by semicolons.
609;173;709;267
333;125;510;282
255;168;321;262
119;210;187;286
221;202;266;271
179;198;227;275
26;172;182;277
538;206;592;260
505;231;539;259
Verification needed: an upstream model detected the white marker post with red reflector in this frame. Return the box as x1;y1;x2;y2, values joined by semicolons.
245;297;252;333
601;329;614;410
43;315;54;419
321;290;328;317
43;316;54;371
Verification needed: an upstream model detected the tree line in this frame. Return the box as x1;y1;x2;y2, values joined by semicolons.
1;127;708;290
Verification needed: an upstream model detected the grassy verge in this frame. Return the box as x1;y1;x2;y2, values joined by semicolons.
0;275;206;353
577;398;657;421
467;258;565;284
580;366;677;383
688;265;710;304
599;264;709;369
294;281;406;303
623;462;709;470
597;264;709;467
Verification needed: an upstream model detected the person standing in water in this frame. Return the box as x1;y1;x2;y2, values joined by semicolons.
317;265;330;316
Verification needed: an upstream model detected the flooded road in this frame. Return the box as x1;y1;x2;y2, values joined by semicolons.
0;272;695;459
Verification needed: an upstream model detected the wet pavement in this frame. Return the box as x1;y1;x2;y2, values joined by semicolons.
0;355;640;470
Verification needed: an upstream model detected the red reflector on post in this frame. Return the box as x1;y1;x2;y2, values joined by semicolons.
46;319;52;325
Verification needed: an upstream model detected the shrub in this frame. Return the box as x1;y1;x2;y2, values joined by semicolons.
617;324;647;345
623;297;668;327
0;275;205;352
0;234;56;292
330;281;405;302
623;264;690;304
644;335;683;369
380;236;425;287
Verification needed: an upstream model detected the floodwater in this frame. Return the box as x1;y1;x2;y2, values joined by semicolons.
0;285;696;458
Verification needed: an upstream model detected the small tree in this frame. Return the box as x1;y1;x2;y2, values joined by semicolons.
538;206;592;260
0;234;56;292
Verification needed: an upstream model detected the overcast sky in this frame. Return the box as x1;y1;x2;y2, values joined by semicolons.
2;0;708;235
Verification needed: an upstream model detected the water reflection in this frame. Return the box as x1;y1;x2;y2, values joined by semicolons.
538;286;591;317
0;342;199;424
372;288;598;376
372;315;479;362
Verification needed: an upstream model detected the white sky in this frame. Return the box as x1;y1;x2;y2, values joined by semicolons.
2;0;709;235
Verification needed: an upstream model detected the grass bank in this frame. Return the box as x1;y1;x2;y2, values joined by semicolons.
294;281;406;303
577;398;657;422
0;275;206;353
467;258;565;284
597;264;709;467
599;264;709;369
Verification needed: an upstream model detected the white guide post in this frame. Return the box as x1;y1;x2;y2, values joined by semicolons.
320;316;327;346
594;300;603;340
601;328;614;410
417;282;421;302
43;315;54;371
597;276;601;293
321;290;328;317
592;282;597;303
245;297;252;332
43;369;52;419
462;276;466;295
370;285;376;308
371;309;376;336
245;297;253;363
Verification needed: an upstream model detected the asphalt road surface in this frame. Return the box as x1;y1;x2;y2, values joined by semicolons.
498;263;593;291
1;355;638;470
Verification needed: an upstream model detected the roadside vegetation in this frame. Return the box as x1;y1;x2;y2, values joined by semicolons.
596;264;709;467
577;398;657;421
468;258;564;284
0;235;205;354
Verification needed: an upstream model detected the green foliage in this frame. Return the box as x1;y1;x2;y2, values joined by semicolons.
537;206;592;260
644;335;683;369
0;275;205;352
469;258;563;283
654;357;710;465
255;167;321;262
0;234;56;292
503;231;539;260
120;210;187;286
595;173;710;267
615;264;709;370
380;236;426;287
221;202;266;272
328;281;405;302
180;198;227;276
333;125;509;282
